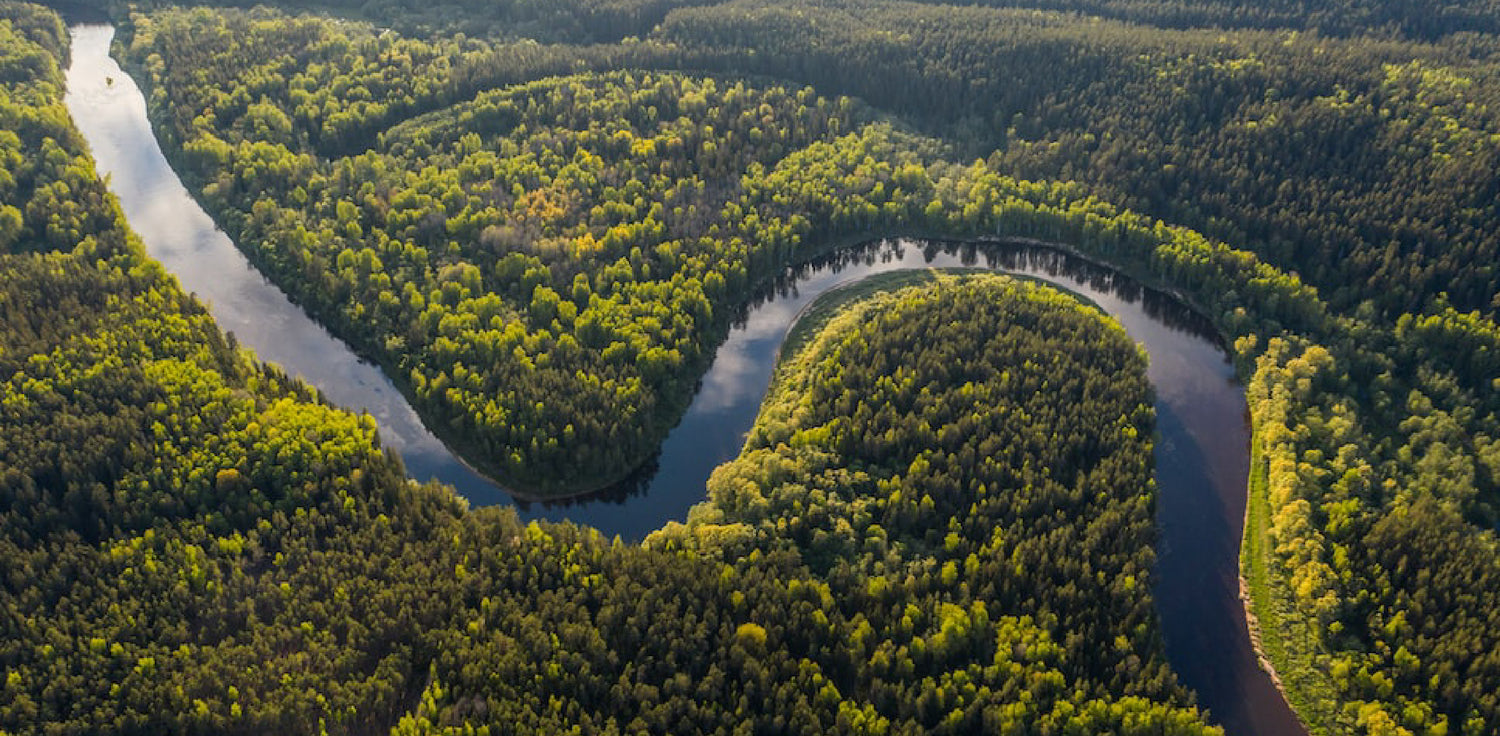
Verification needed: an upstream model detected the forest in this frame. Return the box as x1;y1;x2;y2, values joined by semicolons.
4;0;1500;732
0;13;1220;727
109;0;1500;497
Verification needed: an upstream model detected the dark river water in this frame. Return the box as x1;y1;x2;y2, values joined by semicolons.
63;23;1305;736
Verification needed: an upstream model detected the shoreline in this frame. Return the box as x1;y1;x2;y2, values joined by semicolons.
1240;574;1289;692
76;21;1311;732
1239;426;1319;735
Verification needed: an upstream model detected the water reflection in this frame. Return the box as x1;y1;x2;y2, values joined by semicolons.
47;1;110;24
622;236;1238;538
513;454;661;510
62;23;503;499
67;23;1297;734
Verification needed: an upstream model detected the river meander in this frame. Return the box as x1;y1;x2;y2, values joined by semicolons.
63;22;1304;736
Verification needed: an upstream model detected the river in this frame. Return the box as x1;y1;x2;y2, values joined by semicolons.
62;22;1303;735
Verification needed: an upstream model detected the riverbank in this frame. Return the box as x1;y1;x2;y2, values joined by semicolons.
1242;429;1336;735
69;20;1306;732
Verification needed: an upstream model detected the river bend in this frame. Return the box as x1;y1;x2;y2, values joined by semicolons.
63;23;1302;736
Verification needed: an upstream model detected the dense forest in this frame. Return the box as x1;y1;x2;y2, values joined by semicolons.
118;3;1500;735
667;273;1179;723
58;0;1500;44
4;0;1500;732
115;0;1500;497
125;6;871;491
0;16;1218;727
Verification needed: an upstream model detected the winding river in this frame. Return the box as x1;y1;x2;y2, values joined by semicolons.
64;23;1303;736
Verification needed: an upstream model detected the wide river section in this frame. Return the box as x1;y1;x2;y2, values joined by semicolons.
63;22;1304;736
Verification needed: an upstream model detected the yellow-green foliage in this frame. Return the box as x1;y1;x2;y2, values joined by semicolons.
12;0;1500;732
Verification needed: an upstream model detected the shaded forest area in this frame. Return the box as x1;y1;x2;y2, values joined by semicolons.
4;0;1500;733
0;16;1217;728
114;0;1500;499
56;0;1500;45
118;3;1500;734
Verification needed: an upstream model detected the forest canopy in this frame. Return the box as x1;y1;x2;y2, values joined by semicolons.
4;0;1500;733
0;20;1218;724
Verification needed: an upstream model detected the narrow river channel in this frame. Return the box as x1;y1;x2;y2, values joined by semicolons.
63;22;1305;736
